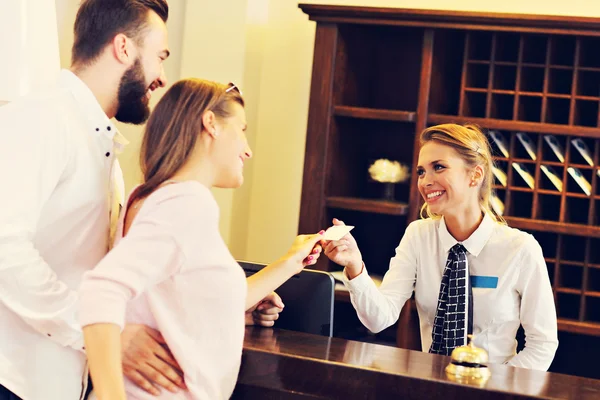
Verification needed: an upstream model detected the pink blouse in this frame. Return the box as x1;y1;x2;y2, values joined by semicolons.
79;181;247;399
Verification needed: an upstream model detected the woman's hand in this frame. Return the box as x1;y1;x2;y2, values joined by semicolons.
279;231;324;273
321;218;363;279
244;231;324;310
246;292;284;327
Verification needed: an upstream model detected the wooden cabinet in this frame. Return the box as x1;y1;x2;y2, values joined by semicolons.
298;4;600;351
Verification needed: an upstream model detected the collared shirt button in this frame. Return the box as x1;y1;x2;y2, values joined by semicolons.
105;152;110;157
95;128;99;132
107;126;111;131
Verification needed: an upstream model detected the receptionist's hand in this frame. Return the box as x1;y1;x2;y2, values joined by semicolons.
322;218;364;279
245;292;284;327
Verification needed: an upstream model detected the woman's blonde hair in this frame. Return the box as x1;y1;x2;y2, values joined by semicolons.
418;123;505;224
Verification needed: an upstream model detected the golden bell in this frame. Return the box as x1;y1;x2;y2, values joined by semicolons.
445;334;491;385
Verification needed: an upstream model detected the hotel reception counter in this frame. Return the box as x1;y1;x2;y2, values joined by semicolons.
232;327;600;399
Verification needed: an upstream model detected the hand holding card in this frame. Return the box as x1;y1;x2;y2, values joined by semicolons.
321;219;364;279
322;225;355;241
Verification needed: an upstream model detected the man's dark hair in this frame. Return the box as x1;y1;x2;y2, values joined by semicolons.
72;0;168;66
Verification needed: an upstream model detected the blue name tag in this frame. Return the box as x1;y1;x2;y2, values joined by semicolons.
471;276;498;289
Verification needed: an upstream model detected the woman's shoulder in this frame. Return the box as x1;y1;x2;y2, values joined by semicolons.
492;222;542;257
147;181;215;206
136;181;219;226
406;217;440;235
494;222;536;242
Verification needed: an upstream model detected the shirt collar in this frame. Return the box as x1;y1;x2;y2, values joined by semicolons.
57;69;129;152
438;212;495;256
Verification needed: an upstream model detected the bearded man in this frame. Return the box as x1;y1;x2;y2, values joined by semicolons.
0;1;180;399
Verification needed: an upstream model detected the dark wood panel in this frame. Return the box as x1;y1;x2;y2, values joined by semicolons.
299;4;600;36
233;327;600;399
430;29;465;116
334;25;423;110
298;23;338;237
408;29;435;223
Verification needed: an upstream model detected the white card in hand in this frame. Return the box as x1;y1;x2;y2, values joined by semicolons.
322;225;354;241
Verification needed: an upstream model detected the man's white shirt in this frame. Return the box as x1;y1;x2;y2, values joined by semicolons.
0;70;126;400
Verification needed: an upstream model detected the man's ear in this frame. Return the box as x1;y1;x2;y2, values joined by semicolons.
203;111;218;138
112;33;134;65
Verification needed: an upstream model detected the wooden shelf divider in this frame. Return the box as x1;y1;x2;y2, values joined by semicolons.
333;106;416;122
326;196;409;216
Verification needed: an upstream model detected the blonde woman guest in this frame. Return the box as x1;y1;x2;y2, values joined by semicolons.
79;79;324;399
322;124;558;371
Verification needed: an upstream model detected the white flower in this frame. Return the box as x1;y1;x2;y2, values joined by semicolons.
368;159;410;183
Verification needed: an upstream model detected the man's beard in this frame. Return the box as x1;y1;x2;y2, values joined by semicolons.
115;58;150;124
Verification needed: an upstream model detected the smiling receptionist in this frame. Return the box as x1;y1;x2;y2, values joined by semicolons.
321;123;558;371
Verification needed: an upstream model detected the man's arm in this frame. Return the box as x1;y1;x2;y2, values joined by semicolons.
121;325;186;395
0;101;84;349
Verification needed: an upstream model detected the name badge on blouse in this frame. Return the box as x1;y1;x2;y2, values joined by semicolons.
471;276;498;289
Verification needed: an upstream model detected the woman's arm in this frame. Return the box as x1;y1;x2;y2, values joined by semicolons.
245;233;323;310
324;219;419;333
508;236;559;370
83;324;126;400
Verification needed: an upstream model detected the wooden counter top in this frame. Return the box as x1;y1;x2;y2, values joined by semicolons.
232;327;600;399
